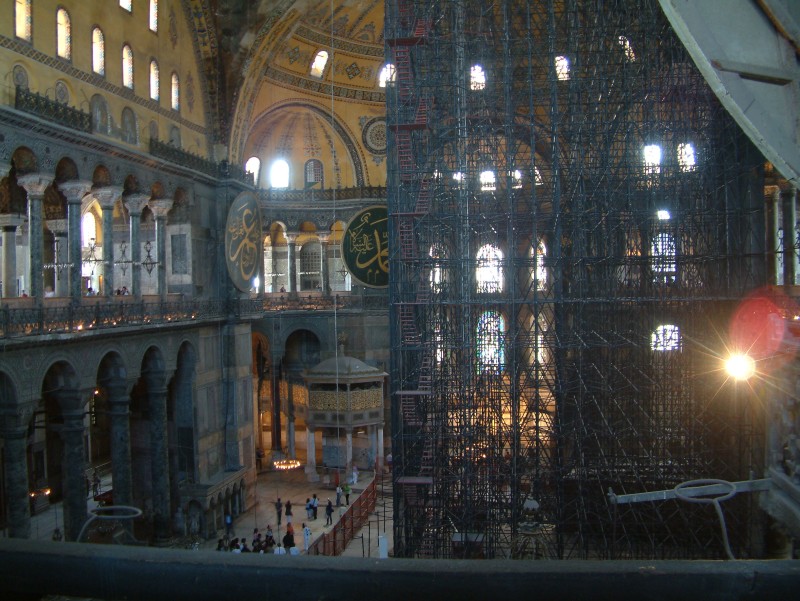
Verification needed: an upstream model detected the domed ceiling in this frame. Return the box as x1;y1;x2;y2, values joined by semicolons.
189;0;387;188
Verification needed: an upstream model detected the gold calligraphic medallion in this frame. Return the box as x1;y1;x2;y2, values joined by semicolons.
225;193;263;292
342;205;389;288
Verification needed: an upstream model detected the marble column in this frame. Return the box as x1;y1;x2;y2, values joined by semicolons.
58;181;92;301
271;351;282;451
377;425;384;468
101;376;133;508
46;219;68;297
143;365;171;543
17;173;54;299
0;405;34;538
270;240;279;292
148;199;173;300
286;233;298;294
94;187;123;296
767;188;780;284
781;186;797;287
54;388;89;542
125;194;149;297
345;428;353;473
0;215;24;298
305;425;319;482
319;234;331;294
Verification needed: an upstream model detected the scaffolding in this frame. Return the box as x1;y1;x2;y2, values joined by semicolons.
387;0;768;560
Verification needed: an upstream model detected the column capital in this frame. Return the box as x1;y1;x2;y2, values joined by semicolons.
0;402;35;432
0;214;25;228
58;180;92;204
148;198;173;219
286;232;299;244
17;173;53;197
47;218;68;235
125;193;150;216
93;186;124;210
319;233;330;244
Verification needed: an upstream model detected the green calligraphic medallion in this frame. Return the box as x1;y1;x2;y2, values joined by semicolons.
225;193;263;292
342;205;389;288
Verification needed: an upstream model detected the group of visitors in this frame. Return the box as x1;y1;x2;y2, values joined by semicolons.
216;525;277;553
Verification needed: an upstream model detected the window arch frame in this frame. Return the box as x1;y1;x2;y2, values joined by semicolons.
92;27;105;76
379;64;396;87
149;59;159;101
476;243;504;293
470;64;486;90
15;0;32;42
122;44;134;89
477;310;506;374
170;71;179;110
56;7;71;60
269;159;290;189
304;159;323;188
245;157;261;186
310;50;329;79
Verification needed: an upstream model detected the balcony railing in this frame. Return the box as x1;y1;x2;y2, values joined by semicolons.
0;291;388;340
14;86;91;133
260;186;387;204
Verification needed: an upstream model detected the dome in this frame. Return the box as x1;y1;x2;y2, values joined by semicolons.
306;355;385;378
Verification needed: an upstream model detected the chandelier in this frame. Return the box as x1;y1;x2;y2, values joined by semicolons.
274;458;301;470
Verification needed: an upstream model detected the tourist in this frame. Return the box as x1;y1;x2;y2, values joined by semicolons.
325;499;334;526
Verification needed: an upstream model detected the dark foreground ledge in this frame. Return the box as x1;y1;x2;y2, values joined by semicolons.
0;538;798;601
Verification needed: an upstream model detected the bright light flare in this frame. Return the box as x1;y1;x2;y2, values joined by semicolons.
725;353;755;381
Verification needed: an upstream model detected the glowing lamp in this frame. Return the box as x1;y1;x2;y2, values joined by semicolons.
725;353;755;381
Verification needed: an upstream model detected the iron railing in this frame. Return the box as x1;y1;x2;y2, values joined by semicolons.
14;86;91;132
0;292;388;339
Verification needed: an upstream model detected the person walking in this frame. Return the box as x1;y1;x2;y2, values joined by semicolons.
352;465;359;485
275;498;283;526
343;482;351;505
335;485;342;506
303;523;312;552
312;494;319;520
305;498;313;520
285;499;293;524
325;499;334;526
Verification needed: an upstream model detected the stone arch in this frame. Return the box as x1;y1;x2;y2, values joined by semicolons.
11;146;38;175
91;165;112;188
170;341;198;490
41;360;86;541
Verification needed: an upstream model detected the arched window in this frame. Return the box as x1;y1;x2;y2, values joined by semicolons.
82;212;97;247
534;166;544;186
122;44;134;89
121;107;137;144
92;27;105;75
310;50;329;79
304;159;323;188
470;65;486;90
149;60;159;101
476;244;503;293
379;64;396;87
15;0;31;41
299;241;322;290
618;36;636;61
643;144;661;176
678;142;696;171
56;8;71;59
555;55;570;80
149;120;159;142
533;240;547;289
245;157;261;185
651;324;681;351
171;72;179;110
477;311;505;373
479;170;496;191
149;0;158;32
169;125;181;147
429;244;446;292
511;169;523;189
90;94;109;133
651;231;676;284
270;159;290;189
